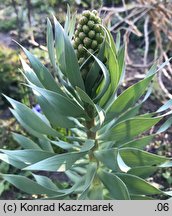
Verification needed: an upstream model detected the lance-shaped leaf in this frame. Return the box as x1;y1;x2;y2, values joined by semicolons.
117;46;125;80
4;95;61;137
78;163;97;200
119;135;155;149
54;16;85;90
106;30;120;91
116;173;162;195
130;195;155;200
159;161;172;168
23;140;94;172
106;75;154;120
47;18;56;70
98;37;120;107
36;94;75;128
0;149;55;166
1;174;63;196
100;116;161;143
76;87;105;126
20;56;44;88
33;174;59;191
119;148;170;167
91;54;110;103
20;56;65;97
64;4;71;34
50;140;78;150
12;133;41;150
94;148;120;171
106;58;172;118
38;138;54;153
110;84;152;125
0;153;25;169
30;84;85;117
98;169;130;200
85;41;105;97
157;99;172;113
23;152;86;171
64;5;76;39
28;84;85;128
10;108;46;139
16;42;60;93
157;116;172;133
128;166;158;178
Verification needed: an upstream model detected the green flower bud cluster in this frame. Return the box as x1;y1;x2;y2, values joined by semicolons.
73;10;104;79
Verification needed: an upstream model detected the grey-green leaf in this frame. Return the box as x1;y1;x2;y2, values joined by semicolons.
98;169;130;200
12;133;41;150
100;116;161;144
116;173;162;195
4;95;60;137
119;147;169;167
1;174;62;196
54;16;85;90
16;42;60;93
94;148;120;171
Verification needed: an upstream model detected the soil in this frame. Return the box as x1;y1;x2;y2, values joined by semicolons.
0;32;18;49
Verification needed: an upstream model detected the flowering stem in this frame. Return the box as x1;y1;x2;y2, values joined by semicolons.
85;104;98;162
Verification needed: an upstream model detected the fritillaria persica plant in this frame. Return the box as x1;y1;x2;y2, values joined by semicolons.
1;8;172;200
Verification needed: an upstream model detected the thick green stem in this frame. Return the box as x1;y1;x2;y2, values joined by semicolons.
85;104;98;162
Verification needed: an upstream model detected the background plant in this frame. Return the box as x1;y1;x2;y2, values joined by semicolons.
101;0;172;101
0;46;24;108
0;6;172;200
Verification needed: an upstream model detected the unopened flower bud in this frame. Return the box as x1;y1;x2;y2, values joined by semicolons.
80;16;88;25
91;40;98;49
89;13;96;22
82;10;91;18
78;44;85;55
79;32;86;41
94;24;101;33
77;24;82;31
83;37;92;48
73;10;104;80
92;10;98;16
78;57;85;65
75;37;81;46
88;30;96;39
83;25;89;34
87;20;95;29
